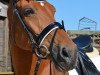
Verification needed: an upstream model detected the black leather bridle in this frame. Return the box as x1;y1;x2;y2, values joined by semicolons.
12;0;66;75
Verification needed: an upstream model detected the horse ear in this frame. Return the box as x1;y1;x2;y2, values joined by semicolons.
62;20;66;31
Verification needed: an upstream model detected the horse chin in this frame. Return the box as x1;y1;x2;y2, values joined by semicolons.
54;63;67;72
53;58;76;72
54;58;76;72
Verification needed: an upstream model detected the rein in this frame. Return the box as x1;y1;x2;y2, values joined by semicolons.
12;0;66;75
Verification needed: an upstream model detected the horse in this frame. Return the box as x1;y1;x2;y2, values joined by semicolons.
7;0;78;75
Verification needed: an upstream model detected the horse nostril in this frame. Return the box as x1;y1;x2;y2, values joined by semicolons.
61;47;69;57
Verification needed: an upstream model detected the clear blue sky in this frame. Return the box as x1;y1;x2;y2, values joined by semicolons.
48;0;100;30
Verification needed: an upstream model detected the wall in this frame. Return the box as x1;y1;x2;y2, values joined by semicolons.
0;1;12;72
0;16;12;72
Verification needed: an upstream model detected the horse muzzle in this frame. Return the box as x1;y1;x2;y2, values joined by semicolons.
51;45;78;72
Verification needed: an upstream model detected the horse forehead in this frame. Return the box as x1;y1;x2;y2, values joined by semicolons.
17;0;46;2
16;0;55;12
17;0;46;7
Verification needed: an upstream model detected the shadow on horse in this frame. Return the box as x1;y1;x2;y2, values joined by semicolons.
7;0;78;75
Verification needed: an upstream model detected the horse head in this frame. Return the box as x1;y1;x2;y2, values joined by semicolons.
8;0;78;74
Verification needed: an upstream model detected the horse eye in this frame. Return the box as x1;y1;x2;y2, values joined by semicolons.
23;8;35;16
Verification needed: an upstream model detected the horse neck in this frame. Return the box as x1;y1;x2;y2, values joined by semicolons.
11;44;48;75
11;44;69;75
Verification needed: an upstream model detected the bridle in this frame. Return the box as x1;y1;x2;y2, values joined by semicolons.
12;0;66;75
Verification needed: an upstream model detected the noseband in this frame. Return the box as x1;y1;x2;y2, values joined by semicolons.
12;0;66;75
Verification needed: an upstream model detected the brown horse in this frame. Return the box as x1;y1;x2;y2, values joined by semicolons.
7;0;78;75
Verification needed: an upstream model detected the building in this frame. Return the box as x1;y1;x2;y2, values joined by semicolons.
0;1;12;72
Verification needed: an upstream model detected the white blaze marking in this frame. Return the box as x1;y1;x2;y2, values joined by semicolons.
40;2;44;6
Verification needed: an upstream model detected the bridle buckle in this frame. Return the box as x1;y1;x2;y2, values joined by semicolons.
34;45;50;59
